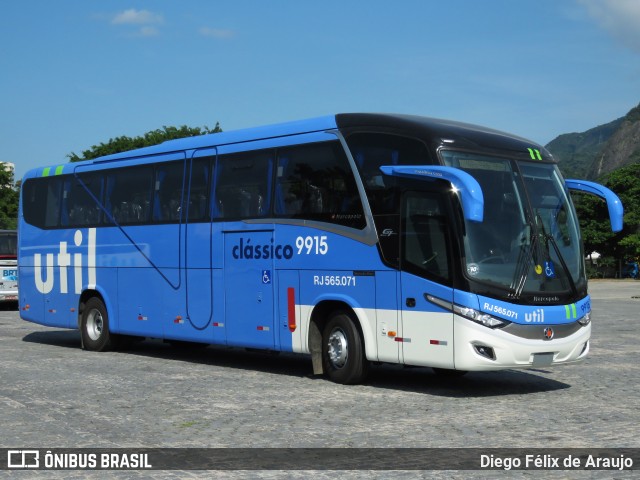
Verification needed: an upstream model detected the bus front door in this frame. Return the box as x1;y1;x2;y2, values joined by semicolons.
223;230;275;349
400;190;455;369
400;272;454;369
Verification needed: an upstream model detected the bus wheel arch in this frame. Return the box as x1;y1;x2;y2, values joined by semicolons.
309;301;370;384
78;291;118;352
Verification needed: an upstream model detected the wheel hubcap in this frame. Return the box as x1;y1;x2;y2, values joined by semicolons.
86;309;103;341
327;327;348;368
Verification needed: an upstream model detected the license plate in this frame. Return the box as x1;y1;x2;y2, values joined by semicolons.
532;352;554;367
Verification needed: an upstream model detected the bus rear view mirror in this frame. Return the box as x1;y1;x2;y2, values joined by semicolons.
379;165;484;222
565;179;624;232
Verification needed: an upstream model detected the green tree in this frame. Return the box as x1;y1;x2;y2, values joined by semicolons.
0;164;19;229
607;164;640;261
68;123;222;162
573;163;640;268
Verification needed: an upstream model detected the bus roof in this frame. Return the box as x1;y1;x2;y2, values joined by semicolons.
336;113;549;159
96;115;339;161
22;113;551;180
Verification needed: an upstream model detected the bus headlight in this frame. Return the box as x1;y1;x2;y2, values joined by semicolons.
453;305;510;329
577;311;591;326
425;294;510;329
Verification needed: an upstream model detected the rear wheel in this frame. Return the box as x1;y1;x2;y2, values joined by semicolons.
81;297;117;351
322;312;369;384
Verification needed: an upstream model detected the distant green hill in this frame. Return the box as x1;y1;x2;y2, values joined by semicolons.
546;102;640;180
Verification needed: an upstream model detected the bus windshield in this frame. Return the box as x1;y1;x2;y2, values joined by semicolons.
441;151;583;299
0;231;17;260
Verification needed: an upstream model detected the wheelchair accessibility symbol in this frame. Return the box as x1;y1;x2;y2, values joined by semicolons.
262;270;271;284
544;261;555;278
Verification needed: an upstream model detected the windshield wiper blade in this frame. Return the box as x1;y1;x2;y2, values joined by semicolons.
534;210;578;298
509;229;536;299
544;232;578;298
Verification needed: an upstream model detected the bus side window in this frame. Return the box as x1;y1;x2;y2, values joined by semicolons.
22;179;37;227
106;166;154;225
188;157;212;221
275;141;365;229
214;150;272;220
346;133;431;215
153;161;185;223
23;177;64;229
62;174;103;227
402;192;451;284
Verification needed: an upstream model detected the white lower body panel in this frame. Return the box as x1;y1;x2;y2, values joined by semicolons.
292;306;590;372
453;315;590;371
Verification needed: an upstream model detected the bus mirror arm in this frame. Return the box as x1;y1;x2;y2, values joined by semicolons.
380;165;484;222
565;179;624;232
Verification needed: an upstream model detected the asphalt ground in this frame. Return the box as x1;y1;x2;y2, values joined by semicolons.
1;279;639;479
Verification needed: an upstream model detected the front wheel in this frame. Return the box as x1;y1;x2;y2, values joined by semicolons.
80;297;118;352
322;312;369;384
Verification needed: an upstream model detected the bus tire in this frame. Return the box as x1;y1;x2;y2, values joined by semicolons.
322;312;369;385
81;297;117;352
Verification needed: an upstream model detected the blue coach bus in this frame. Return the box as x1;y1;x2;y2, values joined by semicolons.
18;114;623;384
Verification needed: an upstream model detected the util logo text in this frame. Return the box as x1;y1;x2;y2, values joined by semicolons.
34;229;96;294
524;308;545;323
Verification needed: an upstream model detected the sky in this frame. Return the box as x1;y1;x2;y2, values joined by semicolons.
2;0;640;181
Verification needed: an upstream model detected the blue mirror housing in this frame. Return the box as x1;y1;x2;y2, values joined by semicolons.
380;165;484;222
565;179;624;232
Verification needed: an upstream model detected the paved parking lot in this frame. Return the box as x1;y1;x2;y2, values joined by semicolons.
1;280;639;478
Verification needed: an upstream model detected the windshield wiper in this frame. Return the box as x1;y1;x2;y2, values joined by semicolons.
509;211;578;300
509;227;534;299
535;210;578;298
544;231;578;298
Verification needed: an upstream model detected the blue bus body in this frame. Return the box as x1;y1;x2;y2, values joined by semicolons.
18;114;623;383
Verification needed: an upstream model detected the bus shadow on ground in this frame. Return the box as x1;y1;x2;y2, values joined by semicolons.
0;301;19;311
22;330;571;397
22;329;82;349
366;364;571;397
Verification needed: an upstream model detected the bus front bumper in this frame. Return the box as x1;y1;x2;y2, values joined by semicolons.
453;315;591;371
0;288;18;302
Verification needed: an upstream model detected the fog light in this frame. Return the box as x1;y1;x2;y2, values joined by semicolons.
473;344;495;360
580;340;589;356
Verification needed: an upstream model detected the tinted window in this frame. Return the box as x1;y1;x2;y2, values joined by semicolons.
61;173;103;227
153;161;184;223
346;133;431;215
188;157;212;221
22;177;63;228
0;232;16;256
402;191;451;284
214;150;273;219
106;166;153;225
275;142;365;229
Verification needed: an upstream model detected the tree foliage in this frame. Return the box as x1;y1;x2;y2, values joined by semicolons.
0;124;222;230
573;163;640;262
0;164;19;230
68;123;222;162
